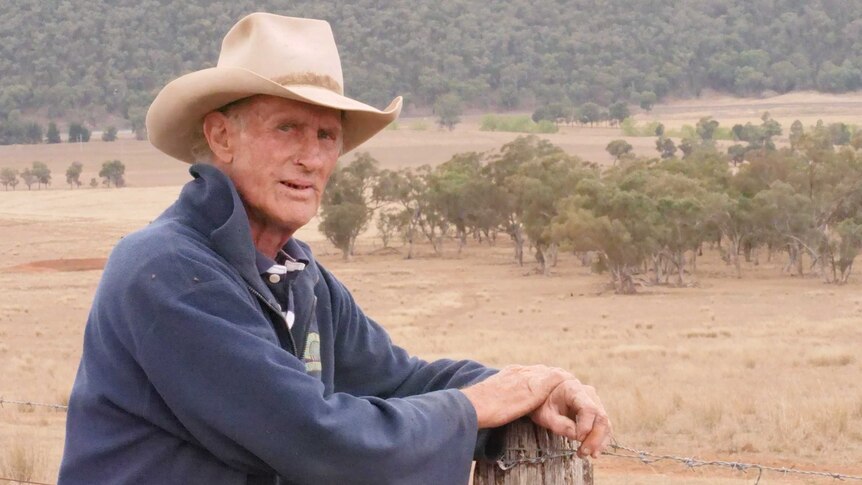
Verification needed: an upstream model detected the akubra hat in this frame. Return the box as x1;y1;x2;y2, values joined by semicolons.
146;13;402;163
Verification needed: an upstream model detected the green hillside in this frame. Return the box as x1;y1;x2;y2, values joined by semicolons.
2;0;862;127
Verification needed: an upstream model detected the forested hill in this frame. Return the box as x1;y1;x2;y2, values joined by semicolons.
3;0;862;125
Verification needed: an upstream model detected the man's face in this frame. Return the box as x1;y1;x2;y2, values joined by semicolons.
220;95;342;239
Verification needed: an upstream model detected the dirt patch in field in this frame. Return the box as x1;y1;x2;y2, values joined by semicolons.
2;258;107;273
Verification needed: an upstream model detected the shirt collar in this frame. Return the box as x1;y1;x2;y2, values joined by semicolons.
255;245;308;276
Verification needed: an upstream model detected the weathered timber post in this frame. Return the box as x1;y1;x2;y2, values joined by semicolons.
474;418;593;485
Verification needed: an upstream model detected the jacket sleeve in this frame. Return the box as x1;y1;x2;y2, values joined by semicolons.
127;256;480;485
324;266;496;398
321;267;505;460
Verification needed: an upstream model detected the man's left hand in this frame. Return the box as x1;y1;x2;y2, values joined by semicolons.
528;379;612;459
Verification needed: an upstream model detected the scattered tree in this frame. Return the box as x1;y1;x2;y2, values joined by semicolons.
20;168;36;190
434;93;463;130
608;102;630;125
1;167;19;190
68;122;91;143
639;91;657;112
319;153;382;260
656;137;677;159
606;139;633;164
102;126;118;142
99;160;126;187
66;161;83;188
46;122;61;144
31;161;51;189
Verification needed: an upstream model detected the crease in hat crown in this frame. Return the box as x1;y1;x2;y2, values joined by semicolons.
217;13;345;94
146;12;402;163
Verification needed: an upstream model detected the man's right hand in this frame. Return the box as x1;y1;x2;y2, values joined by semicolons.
459;365;611;458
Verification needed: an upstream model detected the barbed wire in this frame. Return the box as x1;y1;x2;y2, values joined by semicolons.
606;442;862;484
0;477;55;485
497;443;862;484
0;398;68;411
4;397;862;483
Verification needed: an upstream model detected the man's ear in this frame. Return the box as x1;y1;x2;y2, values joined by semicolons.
202;111;235;164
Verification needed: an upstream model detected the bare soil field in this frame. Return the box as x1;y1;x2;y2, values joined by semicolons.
2;93;861;484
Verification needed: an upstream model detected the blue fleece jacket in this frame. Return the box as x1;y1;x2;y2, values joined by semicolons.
59;164;496;485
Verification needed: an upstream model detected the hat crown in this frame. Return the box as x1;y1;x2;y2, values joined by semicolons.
217;13;344;95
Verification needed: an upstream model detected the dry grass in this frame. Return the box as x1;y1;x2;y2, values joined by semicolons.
807;350;855;367
3;94;862;483
0;437;43;483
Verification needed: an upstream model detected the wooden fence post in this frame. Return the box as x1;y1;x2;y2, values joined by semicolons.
473;418;593;485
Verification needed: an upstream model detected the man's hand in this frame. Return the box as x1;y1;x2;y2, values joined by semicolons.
529;380;611;458
460;366;612;459
460;365;574;428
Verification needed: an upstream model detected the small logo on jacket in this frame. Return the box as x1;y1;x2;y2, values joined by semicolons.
303;332;322;378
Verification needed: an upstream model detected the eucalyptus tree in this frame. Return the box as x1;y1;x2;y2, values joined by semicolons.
319;152;382;261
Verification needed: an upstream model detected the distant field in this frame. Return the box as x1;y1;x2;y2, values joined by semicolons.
4;91;862;190
2;93;862;484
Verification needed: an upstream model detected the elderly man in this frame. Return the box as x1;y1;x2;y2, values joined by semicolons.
59;13;610;485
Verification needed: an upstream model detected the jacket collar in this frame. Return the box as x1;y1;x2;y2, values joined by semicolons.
169;163;321;300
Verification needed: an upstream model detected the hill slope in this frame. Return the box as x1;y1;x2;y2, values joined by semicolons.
2;0;862;123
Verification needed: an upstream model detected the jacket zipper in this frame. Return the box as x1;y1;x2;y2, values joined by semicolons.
296;295;318;360
246;284;297;356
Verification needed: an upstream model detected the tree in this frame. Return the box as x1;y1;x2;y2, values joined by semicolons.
1;167;19;190
605;139;633;164
696;117;719;142
551;174;659;294
46;122;61;144
577;102;603;126
31;161;51;189
68;122;91;143
375;167;435;259
789;120;805;150
607;102;630;125
20;168;36;190
129;106;148;141
639;91;657;112
727;144;747;165
656;137;677;159
485;136;566;265
99;160;126;187
89;177;98;188
828;122;851;146
66;161;83;188
24;122;43;144
318;153;381;260
434;93;462;130
102;126;118;142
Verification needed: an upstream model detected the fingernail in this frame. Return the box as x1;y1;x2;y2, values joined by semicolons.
581;447;591;457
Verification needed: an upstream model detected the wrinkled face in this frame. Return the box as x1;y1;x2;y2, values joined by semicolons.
215;95;342;239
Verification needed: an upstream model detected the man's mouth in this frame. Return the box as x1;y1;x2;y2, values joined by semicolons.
282;181;313;191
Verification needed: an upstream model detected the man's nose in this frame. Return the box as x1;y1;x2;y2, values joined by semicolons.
294;129;327;171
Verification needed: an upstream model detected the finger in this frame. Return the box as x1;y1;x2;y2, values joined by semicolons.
574;405;597;444
531;407;578;441
579;412;611;459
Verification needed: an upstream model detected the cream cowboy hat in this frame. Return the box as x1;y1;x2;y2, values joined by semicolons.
146;12;402;163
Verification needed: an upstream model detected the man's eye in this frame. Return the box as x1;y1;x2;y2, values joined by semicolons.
318;130;336;140
278;124;295;132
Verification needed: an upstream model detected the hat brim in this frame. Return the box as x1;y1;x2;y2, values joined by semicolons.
146;66;402;163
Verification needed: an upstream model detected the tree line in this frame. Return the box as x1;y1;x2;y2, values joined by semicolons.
3;0;862;129
1;160;126;190
0;114;121;146
321;120;862;292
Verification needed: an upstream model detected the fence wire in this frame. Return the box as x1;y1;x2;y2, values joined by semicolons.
606;442;862;484
0;478;55;485
0;398;68;411
4;397;862;484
